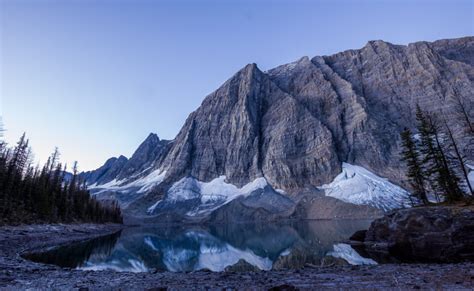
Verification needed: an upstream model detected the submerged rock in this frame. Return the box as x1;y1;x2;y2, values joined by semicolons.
320;256;350;267
364;206;474;263
349;230;367;242
224;259;262;272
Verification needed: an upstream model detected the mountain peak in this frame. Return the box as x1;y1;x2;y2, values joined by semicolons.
267;56;312;78
363;39;395;51
237;63;263;78
243;62;258;71
298;56;310;63
133;133;162;156
144;132;160;143
117;155;128;161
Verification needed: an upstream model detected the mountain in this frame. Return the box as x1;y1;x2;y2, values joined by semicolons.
81;155;129;187
80;133;170;187
82;37;474;222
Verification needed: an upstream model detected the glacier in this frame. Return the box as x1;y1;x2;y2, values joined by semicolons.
147;175;275;216
89;169;167;195
320;163;411;211
90;162;414;217
165;176;269;203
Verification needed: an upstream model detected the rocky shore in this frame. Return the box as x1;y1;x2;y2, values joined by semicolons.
351;205;474;264
0;222;473;290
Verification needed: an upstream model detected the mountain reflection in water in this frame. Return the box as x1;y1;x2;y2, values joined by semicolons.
25;220;376;272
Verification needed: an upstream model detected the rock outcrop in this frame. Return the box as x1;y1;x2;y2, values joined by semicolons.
81;37;474;221
364;206;474;263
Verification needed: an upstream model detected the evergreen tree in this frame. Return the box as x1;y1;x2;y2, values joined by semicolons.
0;132;122;225
416;105;464;203
416;105;441;202
451;94;474;135
431;119;464;202
443;120;473;196
400;127;428;205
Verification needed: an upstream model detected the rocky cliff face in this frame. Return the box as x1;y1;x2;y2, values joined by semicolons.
83;37;474;221
159;63;341;190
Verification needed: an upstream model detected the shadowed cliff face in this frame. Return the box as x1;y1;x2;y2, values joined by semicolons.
160;63;341;190
82;37;474;219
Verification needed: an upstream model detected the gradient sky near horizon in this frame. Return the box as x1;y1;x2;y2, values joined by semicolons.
1;0;473;171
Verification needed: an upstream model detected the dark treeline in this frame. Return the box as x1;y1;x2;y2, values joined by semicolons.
400;95;474;206
0;130;122;225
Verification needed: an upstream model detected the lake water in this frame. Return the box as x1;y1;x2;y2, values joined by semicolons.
25;220;377;272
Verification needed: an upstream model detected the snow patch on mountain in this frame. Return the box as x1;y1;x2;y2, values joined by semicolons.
147;176;274;215
89;169;167;195
267;56;310;76
167;176;268;202
130;170;168;193
320;163;410;211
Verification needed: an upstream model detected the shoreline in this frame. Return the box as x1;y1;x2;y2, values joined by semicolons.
1;223;473;289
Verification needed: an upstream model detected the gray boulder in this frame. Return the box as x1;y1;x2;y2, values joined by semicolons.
365;206;474;262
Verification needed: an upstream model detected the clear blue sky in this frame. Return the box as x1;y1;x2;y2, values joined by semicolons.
1;0;473;171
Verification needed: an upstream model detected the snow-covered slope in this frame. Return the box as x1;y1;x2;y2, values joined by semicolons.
91;162;408;219
147;176;279;216
320;163;411;211
87;169;168;209
89;169;167;195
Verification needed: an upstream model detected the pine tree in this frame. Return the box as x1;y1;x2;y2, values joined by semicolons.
416;105;441;202
431;120;464;202
451;94;474;135
3;134;29;217
443;120;473;196
400;127;428;205
416;105;464;203
0;132;122;225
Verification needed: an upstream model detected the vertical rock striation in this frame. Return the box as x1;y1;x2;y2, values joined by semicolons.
81;37;474;219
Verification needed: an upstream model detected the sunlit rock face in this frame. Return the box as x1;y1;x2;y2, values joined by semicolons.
80;37;474;221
